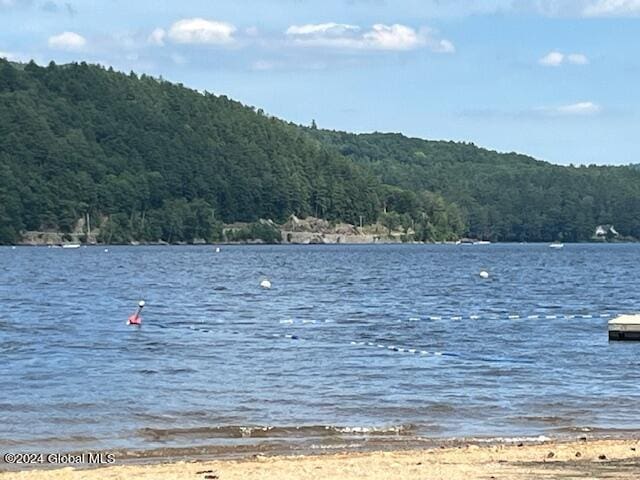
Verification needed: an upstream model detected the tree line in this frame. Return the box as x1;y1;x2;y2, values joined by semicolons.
1;58;638;244
307;129;640;242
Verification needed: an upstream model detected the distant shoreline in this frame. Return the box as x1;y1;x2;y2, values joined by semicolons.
12;215;635;246
5;240;636;247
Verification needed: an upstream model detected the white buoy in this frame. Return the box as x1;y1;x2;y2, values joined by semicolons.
260;279;272;289
215;247;220;253
479;270;489;279
138;300;146;308
104;248;109;253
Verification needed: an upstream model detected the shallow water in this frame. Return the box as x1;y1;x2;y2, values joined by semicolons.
1;244;640;454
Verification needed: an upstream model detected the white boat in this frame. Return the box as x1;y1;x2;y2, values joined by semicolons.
473;240;491;245
61;244;81;249
549;243;564;249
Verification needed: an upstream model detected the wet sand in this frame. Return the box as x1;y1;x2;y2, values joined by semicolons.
2;438;640;480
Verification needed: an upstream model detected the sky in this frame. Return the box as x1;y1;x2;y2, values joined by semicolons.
1;0;639;165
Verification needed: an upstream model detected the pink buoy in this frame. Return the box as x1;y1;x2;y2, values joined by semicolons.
127;300;145;326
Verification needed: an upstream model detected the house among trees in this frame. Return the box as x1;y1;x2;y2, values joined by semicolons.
594;224;619;239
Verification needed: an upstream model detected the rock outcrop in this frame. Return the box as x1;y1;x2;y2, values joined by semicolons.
280;215;400;244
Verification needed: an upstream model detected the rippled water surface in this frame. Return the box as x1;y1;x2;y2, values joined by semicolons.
1;244;640;454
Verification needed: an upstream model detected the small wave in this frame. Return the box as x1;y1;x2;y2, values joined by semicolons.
465;435;552;444
310;443;364;450
138;424;415;441
329;425;413;435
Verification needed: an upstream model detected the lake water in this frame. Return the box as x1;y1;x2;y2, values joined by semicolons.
1;244;640;457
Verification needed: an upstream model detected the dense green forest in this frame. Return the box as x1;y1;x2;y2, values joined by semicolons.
0;58;639;244
0;59;384;244
306;130;640;242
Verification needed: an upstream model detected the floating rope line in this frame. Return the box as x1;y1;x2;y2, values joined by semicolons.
276;312;615;327
279;319;334;325
420;312;613;321
141;309;613;366
271;333;534;364
347;340;459;357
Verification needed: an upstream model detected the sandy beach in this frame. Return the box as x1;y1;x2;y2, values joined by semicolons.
3;438;639;480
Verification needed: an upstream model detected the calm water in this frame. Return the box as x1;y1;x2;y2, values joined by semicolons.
1;244;640;456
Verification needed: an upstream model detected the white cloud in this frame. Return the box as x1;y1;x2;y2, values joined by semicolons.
363;24;423;50
539;51;564;66
48;31;86;51
148;28;166;46
539;51;589;66
168;18;236;45
540;101;601;116
286;23;360;36
285;22;454;53
557;101;601;115
435;38;456;53
583;0;640;16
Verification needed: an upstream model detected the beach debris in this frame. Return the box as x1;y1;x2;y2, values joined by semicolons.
127;300;145;326
479;270;490;279
547;451;555;458
598;454;607;460
575;452;581;457
260;278;272;289
196;472;219;480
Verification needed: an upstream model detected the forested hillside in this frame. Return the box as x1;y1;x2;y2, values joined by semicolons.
1;58;639;244
307;130;640;242
0;59;385;243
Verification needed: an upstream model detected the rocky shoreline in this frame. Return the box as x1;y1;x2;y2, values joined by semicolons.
16;215;410;246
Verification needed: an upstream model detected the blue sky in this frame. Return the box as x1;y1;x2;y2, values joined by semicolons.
1;0;639;165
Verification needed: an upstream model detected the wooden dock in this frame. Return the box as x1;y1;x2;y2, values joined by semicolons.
608;315;640;341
